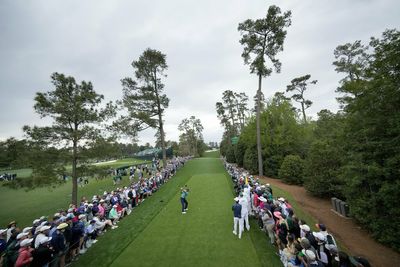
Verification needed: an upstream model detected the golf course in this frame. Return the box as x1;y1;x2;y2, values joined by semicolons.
74;151;281;267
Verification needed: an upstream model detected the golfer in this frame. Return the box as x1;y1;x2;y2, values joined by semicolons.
232;197;243;239
180;186;189;214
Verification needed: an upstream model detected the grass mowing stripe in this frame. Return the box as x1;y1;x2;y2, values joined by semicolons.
112;168;261;266
74;162;196;267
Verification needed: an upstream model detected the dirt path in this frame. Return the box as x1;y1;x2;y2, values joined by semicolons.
259;177;400;267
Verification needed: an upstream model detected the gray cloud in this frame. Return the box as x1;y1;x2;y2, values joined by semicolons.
1;0;399;145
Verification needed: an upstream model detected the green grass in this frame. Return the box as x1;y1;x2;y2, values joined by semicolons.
76;157;282;267
2;151;322;266
92;158;148;168
0;157;147;227
203;150;220;158
0;176;133;228
0;158;147;179
0;168;32;178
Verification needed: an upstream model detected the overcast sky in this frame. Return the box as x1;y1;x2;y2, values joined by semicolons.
0;0;399;145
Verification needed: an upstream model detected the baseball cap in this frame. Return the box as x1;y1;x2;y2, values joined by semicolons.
316;223;327;231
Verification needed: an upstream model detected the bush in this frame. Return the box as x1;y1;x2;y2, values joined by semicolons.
278;155;304;185
234;141;246;167
243;146;258;174
303;141;344;197
264;154;284;178
225;145;236;163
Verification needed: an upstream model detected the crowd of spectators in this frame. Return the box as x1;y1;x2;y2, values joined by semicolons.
0;173;17;182
0;156;190;267
226;161;371;267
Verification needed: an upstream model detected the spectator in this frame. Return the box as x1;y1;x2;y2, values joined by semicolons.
31;236;53;267
6;221;16;242
15;238;34;267
51;223;68;267
0;229;7;255
34;225;51;249
232;197;243;239
108;205;120;224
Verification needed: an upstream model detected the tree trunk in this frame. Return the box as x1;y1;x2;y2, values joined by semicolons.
159;120;167;167
301;102;307;123
71;139;78;205
154;72;167;167
256;74;263;177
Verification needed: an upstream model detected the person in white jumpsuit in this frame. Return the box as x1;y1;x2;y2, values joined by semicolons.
243;185;252;215
239;193;250;231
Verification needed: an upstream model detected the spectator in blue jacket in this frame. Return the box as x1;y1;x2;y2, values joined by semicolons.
232;197;243;239
51;223;68;267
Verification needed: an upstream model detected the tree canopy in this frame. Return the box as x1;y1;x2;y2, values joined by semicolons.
24;72;115;204
119;48;169;167
238;5;292;176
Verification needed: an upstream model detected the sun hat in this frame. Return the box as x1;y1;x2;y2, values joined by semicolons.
0;229;7;235
303;249;316;261
22;227;32;233
54;213;61;217
40;221;48;227
316;223;327;231
39;236;52;245
234;197;239;202
20;238;33;247
16;232;28;240
266;183;270;186
313;232;326;242
32;219;40;224
8;221;16;227
40;216;47;221
39;225;51;232
300;224;311;232
78;214;86;220
273;211;282;218
278;197;285;202
57;223;68;230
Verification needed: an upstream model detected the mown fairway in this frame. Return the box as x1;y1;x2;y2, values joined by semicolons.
76;153;281;267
